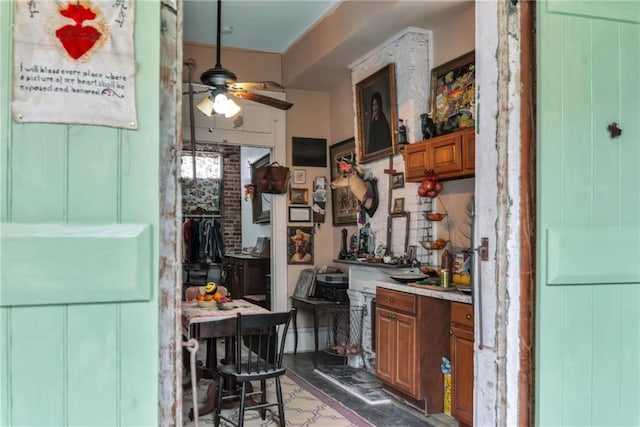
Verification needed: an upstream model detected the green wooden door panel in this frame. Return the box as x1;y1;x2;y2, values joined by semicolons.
10;124;67;220
537;1;640;425
0;223;152;306
546;227;640;284
6;306;66;426
68;127;120;221
548;0;640;24
1;1;160;425
67;304;119;425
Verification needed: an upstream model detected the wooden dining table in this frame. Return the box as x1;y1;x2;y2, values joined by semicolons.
182;299;270;419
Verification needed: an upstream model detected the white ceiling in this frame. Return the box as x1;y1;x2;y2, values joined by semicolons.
183;0;340;53
183;0;474;91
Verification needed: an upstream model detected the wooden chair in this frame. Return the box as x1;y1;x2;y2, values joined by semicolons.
214;309;295;427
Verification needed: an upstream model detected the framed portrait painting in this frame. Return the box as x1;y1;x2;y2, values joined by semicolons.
430;50;475;136
288;226;314;265
329;137;358;226
355;63;398;164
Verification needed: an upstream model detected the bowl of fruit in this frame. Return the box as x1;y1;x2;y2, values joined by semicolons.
196;281;227;308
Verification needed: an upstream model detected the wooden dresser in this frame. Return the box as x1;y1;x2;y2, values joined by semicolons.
222;254;270;299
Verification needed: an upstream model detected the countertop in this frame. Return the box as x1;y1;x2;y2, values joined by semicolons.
374;280;473;304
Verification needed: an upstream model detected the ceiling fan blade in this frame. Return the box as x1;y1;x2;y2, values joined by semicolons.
230;81;285;92
232;91;293;111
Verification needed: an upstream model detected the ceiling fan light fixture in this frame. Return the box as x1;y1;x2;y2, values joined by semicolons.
223;97;241;118
212;90;241;118
196;95;215;117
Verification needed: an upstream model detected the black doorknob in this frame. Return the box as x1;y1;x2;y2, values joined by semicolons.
607;122;622;138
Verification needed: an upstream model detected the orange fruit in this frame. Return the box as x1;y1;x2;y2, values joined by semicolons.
204;294;214;301
212;292;222;302
196;294;205;301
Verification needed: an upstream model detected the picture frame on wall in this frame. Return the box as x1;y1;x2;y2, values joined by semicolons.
355;63;398;163
392;172;405;189
430;50;475;136
292;169;306;184
289;188;309;205
251;154;271;224
288;206;312;223
329;137;358;226
292;137;327;167
288;226;314;265
392;197;405;213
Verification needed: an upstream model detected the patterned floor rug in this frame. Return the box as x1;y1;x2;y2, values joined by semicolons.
313;366;391;406
182;371;373;426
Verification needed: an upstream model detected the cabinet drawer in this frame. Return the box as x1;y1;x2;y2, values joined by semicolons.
451;302;474;328
376;288;416;314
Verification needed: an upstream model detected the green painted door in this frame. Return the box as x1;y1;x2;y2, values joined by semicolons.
537;1;640;425
0;1;161;425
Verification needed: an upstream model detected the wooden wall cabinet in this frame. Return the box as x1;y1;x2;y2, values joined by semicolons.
375;288;450;413
450;302;474;426
405;142;430;182
405;128;475;182
222;254;270;298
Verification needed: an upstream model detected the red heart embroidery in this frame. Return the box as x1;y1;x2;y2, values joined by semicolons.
55;3;102;60
56;25;101;59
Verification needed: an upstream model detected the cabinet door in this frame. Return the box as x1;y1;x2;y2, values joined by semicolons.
230;262;242;297
241;259;268;296
405;141;429;182
375;307;395;384
394;311;417;396
430;134;463;176
462;129;475;175
451;325;474;426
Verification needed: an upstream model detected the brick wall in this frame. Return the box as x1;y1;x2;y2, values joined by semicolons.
220;145;242;254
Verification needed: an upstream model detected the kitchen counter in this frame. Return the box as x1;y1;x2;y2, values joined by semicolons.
374;280;473;304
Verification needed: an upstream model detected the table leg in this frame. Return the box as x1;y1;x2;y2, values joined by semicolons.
313;308;319;353
292;308;298;355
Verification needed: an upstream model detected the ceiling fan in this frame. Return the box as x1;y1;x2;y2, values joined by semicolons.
194;0;293;117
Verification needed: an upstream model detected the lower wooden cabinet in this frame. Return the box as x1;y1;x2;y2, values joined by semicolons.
375;288;450;413
450;302;474;426
222;254;269;298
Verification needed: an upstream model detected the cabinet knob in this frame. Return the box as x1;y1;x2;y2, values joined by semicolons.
465;314;472;320
389;297;395;303
449;330;453;335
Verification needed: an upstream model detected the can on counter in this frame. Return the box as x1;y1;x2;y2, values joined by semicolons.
441;269;450;287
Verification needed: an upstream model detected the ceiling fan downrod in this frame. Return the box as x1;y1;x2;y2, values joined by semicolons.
200;0;236;87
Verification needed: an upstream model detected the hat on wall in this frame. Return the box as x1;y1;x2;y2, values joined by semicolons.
291;229;311;242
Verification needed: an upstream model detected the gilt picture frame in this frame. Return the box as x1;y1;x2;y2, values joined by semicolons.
289;188;309;205
355;64;398;164
330;137;358;226
288;226;314;265
430;50;476;136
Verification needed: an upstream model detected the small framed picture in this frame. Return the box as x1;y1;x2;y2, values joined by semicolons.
289;188;309;205
392;197;405;213
292;169;306;184
293;268;316;297
392;172;405;189
288;206;312;223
